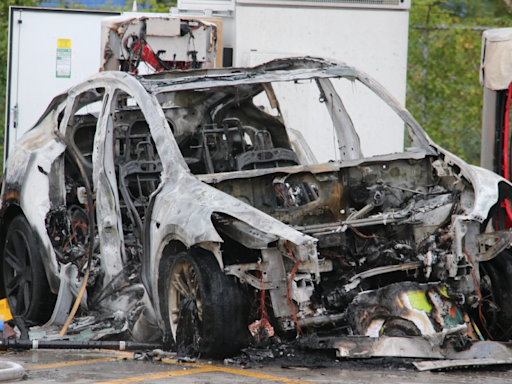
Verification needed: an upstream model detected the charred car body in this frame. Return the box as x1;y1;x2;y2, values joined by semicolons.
1;57;512;359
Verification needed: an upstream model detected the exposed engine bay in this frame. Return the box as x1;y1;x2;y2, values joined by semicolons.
214;156;511;343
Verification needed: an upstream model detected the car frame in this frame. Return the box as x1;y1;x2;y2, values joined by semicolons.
1;57;512;359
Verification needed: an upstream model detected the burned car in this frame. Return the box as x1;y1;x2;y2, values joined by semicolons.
1;57;512;359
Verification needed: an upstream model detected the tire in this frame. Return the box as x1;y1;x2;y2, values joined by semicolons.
478;249;512;341
3;215;55;325
165;248;249;358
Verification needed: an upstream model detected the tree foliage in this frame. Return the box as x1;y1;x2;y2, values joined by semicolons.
48;0;175;11
407;0;511;165
45;1;127;10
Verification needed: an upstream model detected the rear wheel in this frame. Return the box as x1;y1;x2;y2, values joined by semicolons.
166;248;249;358
3;215;55;324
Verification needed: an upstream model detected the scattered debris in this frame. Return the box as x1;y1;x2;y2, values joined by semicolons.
413;358;512;372
2;323;16;339
248;319;275;342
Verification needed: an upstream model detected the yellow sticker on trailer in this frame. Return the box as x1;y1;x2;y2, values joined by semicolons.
57;38;71;49
56;39;72;78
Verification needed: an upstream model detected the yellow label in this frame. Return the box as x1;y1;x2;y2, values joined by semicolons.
57;39;71;49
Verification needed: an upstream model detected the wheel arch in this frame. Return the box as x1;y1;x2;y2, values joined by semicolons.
157;243;250;357
155;239;229;327
151;213;276;329
1;203;23;232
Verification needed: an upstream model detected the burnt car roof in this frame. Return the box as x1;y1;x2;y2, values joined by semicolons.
140;56;345;83
136;57;360;96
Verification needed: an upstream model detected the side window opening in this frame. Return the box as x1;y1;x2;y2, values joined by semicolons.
113;92;162;247
65;88;105;178
269;79;337;164
332;77;406;157
252;83;280;118
47;88;105;266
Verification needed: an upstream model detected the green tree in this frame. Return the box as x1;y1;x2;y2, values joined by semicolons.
145;0;177;12
442;0;510;17
49;0;176;11
407;0;511;165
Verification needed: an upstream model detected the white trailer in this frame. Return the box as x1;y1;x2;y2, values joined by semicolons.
175;0;411;162
4;7;121;163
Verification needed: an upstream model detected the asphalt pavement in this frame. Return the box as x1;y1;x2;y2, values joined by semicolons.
0;349;511;383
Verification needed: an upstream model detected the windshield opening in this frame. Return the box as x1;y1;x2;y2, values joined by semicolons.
157;75;410;175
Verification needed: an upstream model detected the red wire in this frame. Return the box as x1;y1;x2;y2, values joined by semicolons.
257;262;269;321
502;82;512;223
464;249;493;340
